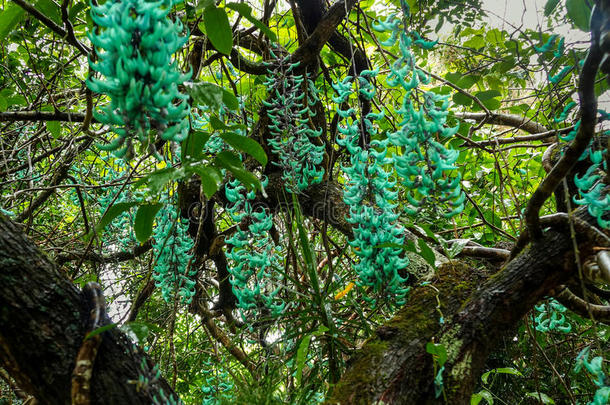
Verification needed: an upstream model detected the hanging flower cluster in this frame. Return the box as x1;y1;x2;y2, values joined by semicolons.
335;71;409;306
152;204;196;304
554;98;610;229
87;0;191;158
574;347;610;404
263;59;325;192
533;298;571;333
373;14;464;218
225;177;285;320
201;360;234;405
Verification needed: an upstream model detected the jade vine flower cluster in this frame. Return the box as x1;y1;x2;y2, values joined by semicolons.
225;177;285;320
152;203;196;304
87;0;191;158
263;59;325;192
335;72;409;306
373;14;465;218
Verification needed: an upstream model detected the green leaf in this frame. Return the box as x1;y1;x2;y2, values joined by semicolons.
88;201;138;240
452;92;473;107
209;116;245;131
0;4;25;41
85;323;117;340
417;239;436;267
525;392;555;404
187;165;223;198
134;167;185;195
226;2;277;42
221;88;239;111
474;90;501;101
220;132;267;166
68;2;87;22
188;82;223;109
295;326;328;387
544;0;560;16
203;6;233;55
565;0;591;31
214;151;260;190
187;82;238;111
195;0;214;11
426;342;447;367
121;321;162;344
471;390;494;405
35;0;62;25
46;121;61;139
481;367;523;384
181;130;211;160
0;95;7;112
134;203;163;243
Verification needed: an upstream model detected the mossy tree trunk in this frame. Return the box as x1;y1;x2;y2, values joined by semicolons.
328;212;594;404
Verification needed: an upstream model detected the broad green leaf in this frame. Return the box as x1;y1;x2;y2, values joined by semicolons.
220;132;267;165
463;35;485;49
474;90;501;101
565;0;591;31
181;130;211;160
295;326;328;387
35;0;62;25
525;392;555;404
121;321;162;344
426;342;447;367
0;95;7;112
221;88;239;111
203;6;233;55
187;82;238;111
0;4;25;41
88;201;138;240
481;367;522;384
209;116;245;131
134;203;163;243
195;0;214;11
85;323;117;340
471;390;494;405
187;165;223;198
68;2;87;22
188;82;223;109
417;239;436;267
214;151;260;190
457;75;480;89
226;2;277;42
544;0;560;16
134;167;184;195
46;121;61;139
452;92;473;107
481;98;501;110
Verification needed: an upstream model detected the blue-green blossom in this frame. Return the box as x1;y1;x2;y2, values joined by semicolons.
263;59;325;192
87;0;191;158
152;204;196;304
225;177;285;319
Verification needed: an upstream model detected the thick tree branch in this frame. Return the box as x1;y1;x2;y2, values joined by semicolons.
0;215;177;404
455;112;548;134
0;110;88;123
330;206;602;404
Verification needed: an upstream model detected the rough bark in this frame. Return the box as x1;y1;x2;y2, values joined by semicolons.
328;208;597;404
0;216;177;404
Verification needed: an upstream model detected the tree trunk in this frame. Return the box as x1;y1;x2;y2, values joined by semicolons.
0;215;177;404
328;212;595;404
